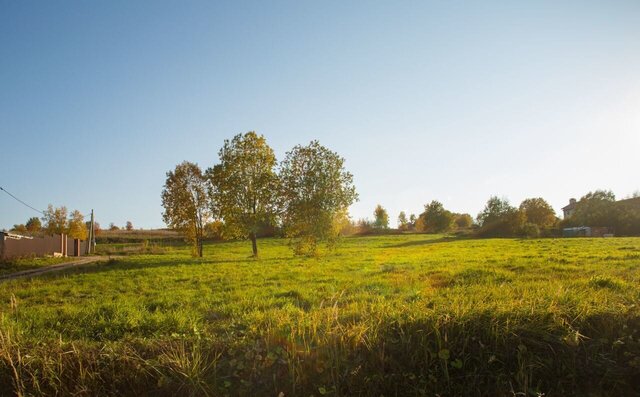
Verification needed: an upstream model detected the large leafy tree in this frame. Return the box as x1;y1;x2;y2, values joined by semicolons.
476;196;524;237
373;205;389;229
397;211;409;231
67;210;88;240
519;198;556;229
161;161;211;257
617;196;640;235
25;217;42;233
566;190;640;235
208;132;279;257
419;200;454;233
42;205;68;235
279;140;358;255
477;196;514;226
570;190;617;228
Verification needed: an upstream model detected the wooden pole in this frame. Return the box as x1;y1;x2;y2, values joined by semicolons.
89;209;94;255
92;209;96;254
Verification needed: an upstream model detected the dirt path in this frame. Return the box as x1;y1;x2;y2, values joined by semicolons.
0;256;108;282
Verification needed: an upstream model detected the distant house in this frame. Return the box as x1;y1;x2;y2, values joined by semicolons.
617;196;640;211
561;195;640;237
562;196;640;219
562;198;577;219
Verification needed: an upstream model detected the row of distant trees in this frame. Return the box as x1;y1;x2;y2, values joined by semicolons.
9;207;135;238
356;203;475;234
474;196;556;237
161;132;358;257
474;190;639;237
358;189;639;238
9;205;90;240
105;221;135;232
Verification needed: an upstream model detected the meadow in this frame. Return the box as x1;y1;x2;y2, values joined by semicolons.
1;234;639;396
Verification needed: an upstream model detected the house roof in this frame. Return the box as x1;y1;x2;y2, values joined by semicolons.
617;196;640;209
561;196;639;212
0;231;33;240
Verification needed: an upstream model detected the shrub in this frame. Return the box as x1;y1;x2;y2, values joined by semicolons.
521;223;540;238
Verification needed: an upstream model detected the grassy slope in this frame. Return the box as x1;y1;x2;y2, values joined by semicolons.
1;235;640;396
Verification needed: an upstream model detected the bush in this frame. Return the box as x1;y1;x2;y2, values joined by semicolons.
454;213;473;229
476;197;525;238
521;223;540;238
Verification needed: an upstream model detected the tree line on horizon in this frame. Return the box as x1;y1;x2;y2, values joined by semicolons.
7;205;90;240
359;189;640;238
6;157;637;253
8;209;136;239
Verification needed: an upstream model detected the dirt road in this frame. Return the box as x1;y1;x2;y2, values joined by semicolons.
0;256;108;282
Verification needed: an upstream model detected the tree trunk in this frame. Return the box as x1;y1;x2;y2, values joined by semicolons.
250;232;258;257
198;238;203;257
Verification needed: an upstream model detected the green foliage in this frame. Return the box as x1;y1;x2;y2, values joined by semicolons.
569;190;617;228
397;211;409;231
67;210;88;240
40;205;88;239
25;217;41;233
519;197;556;229
161;161;211;257
588;275;625;290
207;132;279;256
1;236;639;395
521;222;540;238
279;141;358;255
42;204;68;235
616;197;640;235
373;204;389;229
409;213;417;230
477;196;513;226
203;220;224;240
477;196;524;237
453;213;473;229
564;190;640;236
10;224;27;234
354;218;374;235
418;200;454;233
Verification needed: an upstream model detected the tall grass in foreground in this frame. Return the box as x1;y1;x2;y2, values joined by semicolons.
1;235;639;396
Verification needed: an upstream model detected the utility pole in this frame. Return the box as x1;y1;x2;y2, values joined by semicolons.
92;209;96;254
88;209;95;255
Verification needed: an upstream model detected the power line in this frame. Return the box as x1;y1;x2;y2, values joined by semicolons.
0;186;45;215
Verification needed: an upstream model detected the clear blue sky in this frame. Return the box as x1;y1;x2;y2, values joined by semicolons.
2;1;639;229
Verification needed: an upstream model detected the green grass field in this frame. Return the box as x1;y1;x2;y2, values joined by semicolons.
1;235;639;396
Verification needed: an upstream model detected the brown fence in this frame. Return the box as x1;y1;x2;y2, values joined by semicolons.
0;232;86;260
66;236;88;257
